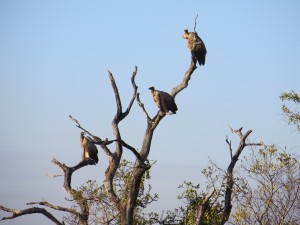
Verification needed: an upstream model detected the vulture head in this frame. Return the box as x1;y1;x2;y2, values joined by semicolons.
149;86;155;91
148;86;178;115
182;29;190;39
80;132;85;141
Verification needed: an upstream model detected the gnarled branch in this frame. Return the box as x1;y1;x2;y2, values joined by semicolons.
222;127;264;224
108;70;123;118
171;59;197;98
0;205;63;225
51;158;91;224
123;66;138;118
127;54;200;224
104;67;139;216
136;92;152;123
108;66;138;122
69;115;114;158
195;127;264;225
27;201;80;217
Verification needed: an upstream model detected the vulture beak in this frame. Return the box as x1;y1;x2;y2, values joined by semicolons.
149;86;154;91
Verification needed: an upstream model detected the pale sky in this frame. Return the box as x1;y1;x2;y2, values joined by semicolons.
0;1;299;224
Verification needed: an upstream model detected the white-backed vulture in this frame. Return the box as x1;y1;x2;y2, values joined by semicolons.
182;29;207;66
80;132;99;164
149;86;178;114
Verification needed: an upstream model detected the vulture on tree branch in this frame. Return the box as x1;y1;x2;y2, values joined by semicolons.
183;29;207;66
80;132;99;164
149;86;178;114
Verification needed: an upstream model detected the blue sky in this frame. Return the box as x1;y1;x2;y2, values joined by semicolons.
0;1;299;224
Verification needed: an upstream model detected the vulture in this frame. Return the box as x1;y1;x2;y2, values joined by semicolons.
182;29;207;66
80;132;99;164
149;86;178;114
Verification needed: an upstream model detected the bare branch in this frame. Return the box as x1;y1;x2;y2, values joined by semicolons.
69;114;143;163
123;66;138;118
68;115;114;157
246;141;265;147
194;14;198;33
108;67;139;122
108;70;123;119
229;126;243;138
221;127;264;224
69;115;80;127
46;173;63;178
102;68;142;216
171;58;197;98
136;92;152;123
119;140;144;163
0;205;63;225
52;158;93;193
51;158;91;224
27;201;80;217
94;137;145;163
226;135;233;159
69;115;99;140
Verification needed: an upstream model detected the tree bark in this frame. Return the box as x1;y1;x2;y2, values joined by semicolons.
123;59;197;225
0;205;63;225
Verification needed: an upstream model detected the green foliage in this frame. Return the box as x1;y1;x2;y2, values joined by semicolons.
64;159;158;225
280;90;300;132
177;181;223;225
161;145;300;225
159;162;226;225
231;146;300;225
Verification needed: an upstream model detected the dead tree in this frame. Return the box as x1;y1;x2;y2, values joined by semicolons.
0;32;200;224
194;127;264;225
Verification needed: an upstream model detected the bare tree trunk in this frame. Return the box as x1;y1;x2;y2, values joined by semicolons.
122;59;198;224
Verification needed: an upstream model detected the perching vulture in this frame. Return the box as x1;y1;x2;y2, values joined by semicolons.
149;86;178;114
80;132;99;164
182;29;207;66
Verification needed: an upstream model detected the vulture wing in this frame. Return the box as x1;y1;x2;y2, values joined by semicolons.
186;32;207;66
81;135;99;164
193;36;206;66
86;137;99;164
158;91;178;114
153;91;162;110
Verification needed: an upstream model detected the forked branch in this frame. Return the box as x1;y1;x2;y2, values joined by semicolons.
222;127;264;224
27;201;80;217
104;67;140;217
0;205;63;225
123;66;138;117
195;127;263;225
108;66;138;122
52;158;92;193
51;158;91;225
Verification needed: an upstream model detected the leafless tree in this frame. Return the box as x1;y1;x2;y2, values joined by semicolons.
0;25;201;224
